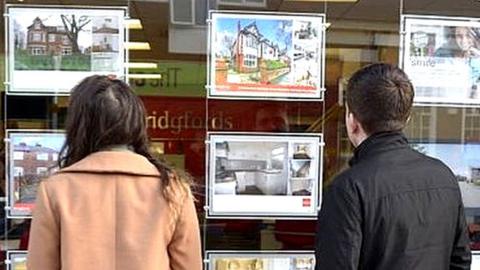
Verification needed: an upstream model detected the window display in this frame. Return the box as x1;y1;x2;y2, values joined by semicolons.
401;15;480;106
206;251;315;270
206;132;323;218
6;5;127;94
411;142;480;211
6;251;27;270
208;11;325;100
6;130;65;217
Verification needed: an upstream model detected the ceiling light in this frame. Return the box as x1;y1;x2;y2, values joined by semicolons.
129;74;162;79
126;42;151;50
126;62;158;69
125;19;143;30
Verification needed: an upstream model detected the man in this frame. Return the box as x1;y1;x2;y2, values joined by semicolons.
315;63;471;270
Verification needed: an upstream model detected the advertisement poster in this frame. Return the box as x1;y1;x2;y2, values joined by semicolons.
401;15;480;106
6;251;27;270
473;251;480;270
7;130;65;217
7;6;126;94
207;251;315;270
209;11;325;100
207;132;323;218
411;143;480;210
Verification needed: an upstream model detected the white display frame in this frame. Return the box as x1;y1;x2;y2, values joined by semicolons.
205;250;315;270
5;129;65;218
5;5;129;95
206;132;323;219
400;14;480;107
5;251;28;270
410;141;480;214
207;10;326;101
473;251;480;270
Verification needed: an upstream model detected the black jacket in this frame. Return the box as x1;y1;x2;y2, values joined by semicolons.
315;132;471;270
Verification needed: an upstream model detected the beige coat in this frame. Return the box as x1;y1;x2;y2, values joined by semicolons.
27;151;202;270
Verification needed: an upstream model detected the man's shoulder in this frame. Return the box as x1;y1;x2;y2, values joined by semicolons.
329;167;360;194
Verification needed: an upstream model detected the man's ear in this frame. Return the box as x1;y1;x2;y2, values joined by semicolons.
346;111;360;134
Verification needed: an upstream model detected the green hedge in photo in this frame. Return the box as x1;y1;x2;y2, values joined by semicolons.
15;49;91;71
265;59;288;70
61;54;91;71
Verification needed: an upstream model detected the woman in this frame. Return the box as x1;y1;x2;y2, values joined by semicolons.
27;75;202;270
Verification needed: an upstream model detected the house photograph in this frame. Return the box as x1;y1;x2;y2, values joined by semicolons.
10;132;64;213
413;143;480;209
210;13;324;99
13;12;92;71
214;16;293;86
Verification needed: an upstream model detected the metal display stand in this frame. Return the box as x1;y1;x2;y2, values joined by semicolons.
5;250;27;270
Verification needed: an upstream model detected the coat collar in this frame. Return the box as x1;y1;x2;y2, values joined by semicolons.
349;131;409;166
59;151;161;177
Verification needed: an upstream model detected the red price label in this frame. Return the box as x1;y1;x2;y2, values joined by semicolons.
302;198;311;207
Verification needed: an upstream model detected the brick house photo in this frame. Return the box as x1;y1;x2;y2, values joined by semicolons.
10;133;64;210
13;142;60;204
26;17;73;56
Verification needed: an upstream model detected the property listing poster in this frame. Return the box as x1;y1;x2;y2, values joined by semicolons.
209;11;325;100
402;15;480;106
207;251;315;270
7;130;65;217
7;251;28;270
473;252;480;270
411;143;480;209
7;6;126;94
207;132;323;218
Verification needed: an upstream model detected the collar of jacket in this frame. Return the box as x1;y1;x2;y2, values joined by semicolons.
58;151;161;177
348;131;409;166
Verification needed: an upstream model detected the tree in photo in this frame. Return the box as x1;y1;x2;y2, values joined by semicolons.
60;14;91;54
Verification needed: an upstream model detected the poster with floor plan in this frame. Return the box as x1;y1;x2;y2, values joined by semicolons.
208;11;325;100
6;130;65;217
401;15;480;106
206;132;323;219
6;5;127;94
206;251;315;270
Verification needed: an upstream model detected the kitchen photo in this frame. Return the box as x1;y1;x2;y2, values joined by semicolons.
208;133;323;218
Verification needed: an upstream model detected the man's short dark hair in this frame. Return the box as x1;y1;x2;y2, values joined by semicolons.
346;63;414;134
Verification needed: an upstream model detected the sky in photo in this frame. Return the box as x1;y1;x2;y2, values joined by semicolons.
216;17;293;53
12;9;93;50
12;133;65;151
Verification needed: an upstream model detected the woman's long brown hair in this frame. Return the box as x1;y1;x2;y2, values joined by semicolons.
58;75;191;205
